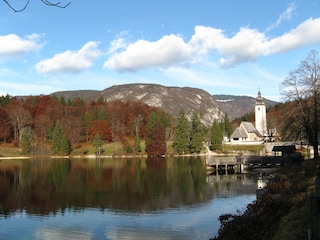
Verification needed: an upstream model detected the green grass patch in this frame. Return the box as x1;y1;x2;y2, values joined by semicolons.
222;144;264;153
0;146;22;157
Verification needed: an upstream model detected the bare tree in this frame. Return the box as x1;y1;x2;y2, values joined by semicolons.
281;50;320;159
3;0;70;12
8;105;33;143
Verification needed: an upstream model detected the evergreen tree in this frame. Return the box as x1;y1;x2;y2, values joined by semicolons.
210;119;223;150
173;109;190;154
92;107;99;120
92;133;103;156
145;111;166;157
21;128;31;154
52;122;62;154
0;94;11;107
134;114;142;153
223;114;233;138
159;111;172;141
60;133;71;155
189;112;206;154
51;122;70;155
99;108;107;120
59;96;66;105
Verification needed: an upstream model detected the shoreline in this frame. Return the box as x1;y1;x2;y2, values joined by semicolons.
0;150;231;160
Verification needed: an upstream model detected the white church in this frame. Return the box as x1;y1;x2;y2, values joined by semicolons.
228;90;270;144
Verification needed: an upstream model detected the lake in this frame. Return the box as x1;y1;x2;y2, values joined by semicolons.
0;156;262;239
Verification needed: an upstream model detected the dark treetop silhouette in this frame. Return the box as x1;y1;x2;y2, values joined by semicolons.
3;0;70;12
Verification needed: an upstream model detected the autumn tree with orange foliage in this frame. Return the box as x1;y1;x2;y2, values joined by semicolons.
0;107;11;142
87;120;112;142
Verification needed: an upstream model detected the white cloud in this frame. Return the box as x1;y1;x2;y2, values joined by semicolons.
217;28;269;67
267;2;296;31
108;37;128;54
103;17;320;71
268;18;320;53
0;34;42;61
35;41;101;74
104;34;193;72
108;30;131;54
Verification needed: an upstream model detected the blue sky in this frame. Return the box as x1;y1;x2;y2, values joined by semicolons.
0;0;319;101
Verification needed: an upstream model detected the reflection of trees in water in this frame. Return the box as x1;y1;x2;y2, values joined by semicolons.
20;160;31;188
49;160;70;189
0;157;257;216
93;159;103;179
174;156;206;202
146;157;168;198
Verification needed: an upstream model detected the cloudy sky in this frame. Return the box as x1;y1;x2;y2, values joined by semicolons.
0;0;319;101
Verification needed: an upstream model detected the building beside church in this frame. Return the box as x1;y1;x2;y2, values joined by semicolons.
229;121;262;143
228;90;267;144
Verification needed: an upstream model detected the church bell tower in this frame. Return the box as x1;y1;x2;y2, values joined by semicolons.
255;90;267;138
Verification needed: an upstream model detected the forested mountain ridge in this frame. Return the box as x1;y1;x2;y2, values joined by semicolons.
53;83;225;126
212;94;278;120
52;84;278;124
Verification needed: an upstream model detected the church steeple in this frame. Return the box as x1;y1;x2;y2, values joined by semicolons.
255;89;267;138
256;89;264;104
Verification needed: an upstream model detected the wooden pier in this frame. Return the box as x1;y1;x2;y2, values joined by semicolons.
206;154;302;174
206;145;303;174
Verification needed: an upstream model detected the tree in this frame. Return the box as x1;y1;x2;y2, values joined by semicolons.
3;0;71;12
134;114;142;152
21;128;31;154
172;109;190;154
210;119;223;150
145;111;166;157
92;133;103;156
189;112;206;154
0;107;12;142
8;103;32;143
223;114;233;138
0;94;11;107
52;122;62;153
87;119;112;141
281;50;320;158
51;122;70;155
59;133;71;155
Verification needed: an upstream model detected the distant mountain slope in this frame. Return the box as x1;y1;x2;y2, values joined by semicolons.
212;94;278;120
52;89;100;101
53;84;225;126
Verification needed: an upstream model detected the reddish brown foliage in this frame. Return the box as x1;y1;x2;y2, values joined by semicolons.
0;96;166;152
87;120;112;141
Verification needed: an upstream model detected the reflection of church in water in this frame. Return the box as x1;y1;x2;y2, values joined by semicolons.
228;90;275;144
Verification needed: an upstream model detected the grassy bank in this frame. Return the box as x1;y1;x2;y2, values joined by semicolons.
222;144;265;154
0;140;177;158
0;143;23;157
0;141;265;158
212;159;318;240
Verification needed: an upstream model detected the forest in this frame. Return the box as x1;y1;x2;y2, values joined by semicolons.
0;92;306;157
0;94;231;157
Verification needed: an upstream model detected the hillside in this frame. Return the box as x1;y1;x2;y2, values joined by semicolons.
53;84;225;126
52;85;278;124
213;94;278;120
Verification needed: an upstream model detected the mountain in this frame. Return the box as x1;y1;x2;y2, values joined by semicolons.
52;84;225;126
212;94;278;120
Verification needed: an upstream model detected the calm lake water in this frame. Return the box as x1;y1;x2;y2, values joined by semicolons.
0;156;262;240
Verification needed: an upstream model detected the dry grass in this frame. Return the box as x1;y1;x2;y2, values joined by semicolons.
0;143;22;157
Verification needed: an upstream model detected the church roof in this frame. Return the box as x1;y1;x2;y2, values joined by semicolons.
230;126;247;138
241;121;261;135
230;121;262;139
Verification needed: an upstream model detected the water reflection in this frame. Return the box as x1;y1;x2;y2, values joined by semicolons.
0;156;261;239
